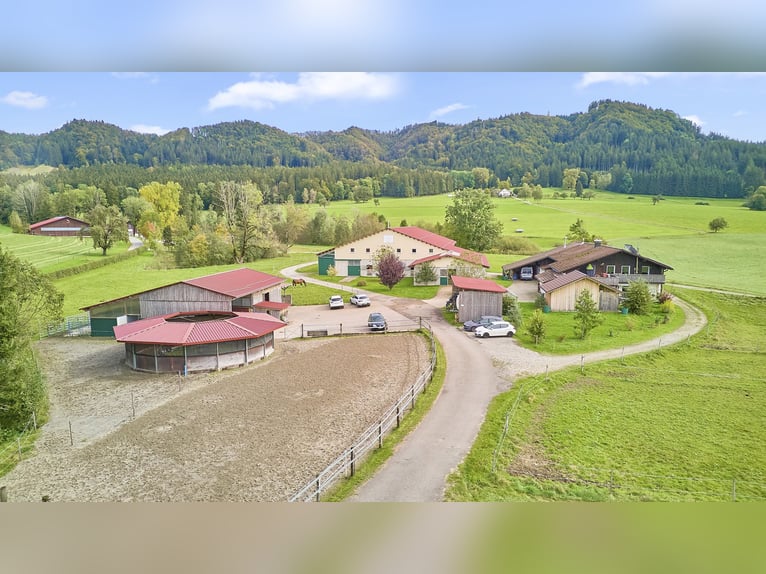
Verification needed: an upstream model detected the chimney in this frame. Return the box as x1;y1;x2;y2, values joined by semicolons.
594;239;602;247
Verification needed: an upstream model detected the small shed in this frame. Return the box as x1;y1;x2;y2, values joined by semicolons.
538;270;620;312
113;311;286;373
450;275;507;323
28;216;89;237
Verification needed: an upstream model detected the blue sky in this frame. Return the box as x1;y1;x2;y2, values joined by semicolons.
2;73;766;143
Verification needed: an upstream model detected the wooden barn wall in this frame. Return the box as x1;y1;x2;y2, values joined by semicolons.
458;291;503;322
140;284;231;318
549;281;601;312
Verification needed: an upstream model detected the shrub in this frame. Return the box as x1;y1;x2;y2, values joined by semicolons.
503;294;523;327
624;317;636;331
660;300;675;315
623;280;652;315
534;294;547;310
493;236;541;255
657;291;673;304
355;280;367;287
327;265;337;277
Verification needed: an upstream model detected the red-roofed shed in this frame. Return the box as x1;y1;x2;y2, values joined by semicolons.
450;275;508;323
114;311;286;373
28;215;90;237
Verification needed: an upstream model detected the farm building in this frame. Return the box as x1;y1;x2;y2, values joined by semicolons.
113;311;286;373
28;215;89;237
318;226;489;285
449;275;508;323
538;270;620;312
82;268;289;337
501;240;672;298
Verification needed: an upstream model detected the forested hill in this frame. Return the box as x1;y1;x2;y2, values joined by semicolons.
1;100;765;197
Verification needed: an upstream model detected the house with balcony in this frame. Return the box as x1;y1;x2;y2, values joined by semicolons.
501;240;672;299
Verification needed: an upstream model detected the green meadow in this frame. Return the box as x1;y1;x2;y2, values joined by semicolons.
311;190;766;294
445;288;766;501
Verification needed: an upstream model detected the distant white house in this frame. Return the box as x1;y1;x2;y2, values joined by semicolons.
498;189;513;198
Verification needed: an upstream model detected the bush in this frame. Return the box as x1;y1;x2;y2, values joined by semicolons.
623;280;652;315
355;280;367;287
660;300;675;315
657;291;673;304
493;236;541;255
503;294;523;327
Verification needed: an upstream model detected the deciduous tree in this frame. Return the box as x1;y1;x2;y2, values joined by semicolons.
526;309;547;344
86;204;129;255
708;217;728;233
623;280;652;315
444;189;503;252
374;247;405;290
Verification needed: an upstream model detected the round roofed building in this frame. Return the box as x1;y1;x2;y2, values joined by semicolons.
113;311;286;373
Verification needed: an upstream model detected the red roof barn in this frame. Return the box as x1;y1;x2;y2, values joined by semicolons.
28;216;90;237
449;275;509;323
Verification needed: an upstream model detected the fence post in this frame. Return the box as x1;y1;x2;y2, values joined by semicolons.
0;486;7;502
17;437;22;461
131;392;136;420
340;323;343;336
580;355;584;373
32;411;37;430
411;385;415;410
350;448;355;477
315;474;321;502
69;421;73;446
732;479;736;502
378;421;382;449
301;324;304;339
396;405;400;428
545;365;549;381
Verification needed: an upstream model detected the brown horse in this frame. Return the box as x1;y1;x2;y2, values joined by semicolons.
292;278;306;286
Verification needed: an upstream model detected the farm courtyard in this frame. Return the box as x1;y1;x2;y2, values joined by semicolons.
2;333;430;502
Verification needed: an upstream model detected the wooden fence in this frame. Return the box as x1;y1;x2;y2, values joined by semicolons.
289;320;436;502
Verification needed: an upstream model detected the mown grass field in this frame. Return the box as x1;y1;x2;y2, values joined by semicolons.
0;224;131;274
445;287;766;501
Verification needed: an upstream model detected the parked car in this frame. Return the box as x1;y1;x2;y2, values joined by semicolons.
368;312;387;331
474;321;516;338
328;295;344;309
350;293;371;307
463;315;503;332
520;266;534;280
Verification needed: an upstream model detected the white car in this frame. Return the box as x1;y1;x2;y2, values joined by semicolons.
474;321;516;338
350;293;371;307
328;295;344;309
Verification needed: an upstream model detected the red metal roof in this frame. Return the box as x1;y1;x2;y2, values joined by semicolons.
183;268;283;298
450;275;508;293
28;215;89;230
392;227;458;251
113;311;286;346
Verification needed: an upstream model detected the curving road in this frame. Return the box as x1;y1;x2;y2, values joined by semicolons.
281;263;708;501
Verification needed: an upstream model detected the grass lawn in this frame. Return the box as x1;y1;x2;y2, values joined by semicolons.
445;287;766;501
513;301;686;354
0;224;131;274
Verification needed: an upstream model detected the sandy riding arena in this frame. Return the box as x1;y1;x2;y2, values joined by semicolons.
3;333;430;502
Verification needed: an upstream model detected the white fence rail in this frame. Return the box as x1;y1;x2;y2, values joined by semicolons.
289;321;436;502
39;313;90;338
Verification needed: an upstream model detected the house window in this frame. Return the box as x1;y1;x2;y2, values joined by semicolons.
621;265;631;274
429;248;434;253
606;265;616;274
365;248;370;253
350;248;355;253
641;265;650;274
396;248;401;253
412;248;417;253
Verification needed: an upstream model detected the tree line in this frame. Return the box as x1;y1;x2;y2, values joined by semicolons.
2;100;766;198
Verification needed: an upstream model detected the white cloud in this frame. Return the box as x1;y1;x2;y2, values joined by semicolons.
577;72;672;88
733;110;748;117
208;73;400;111
683;114;704;128
1;90;48;109
130;124;170;136
430;103;469;118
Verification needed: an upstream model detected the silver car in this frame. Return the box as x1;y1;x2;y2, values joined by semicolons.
474;321;516;338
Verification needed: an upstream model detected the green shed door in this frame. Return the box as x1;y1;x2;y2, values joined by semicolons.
440;276;449;285
318;253;335;275
90;317;118;337
348;265;361;276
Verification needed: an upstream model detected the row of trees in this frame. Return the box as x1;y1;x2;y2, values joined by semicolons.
0;247;62;434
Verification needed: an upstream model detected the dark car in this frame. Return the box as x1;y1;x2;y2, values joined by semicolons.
463;315;503;332
368;312;387;332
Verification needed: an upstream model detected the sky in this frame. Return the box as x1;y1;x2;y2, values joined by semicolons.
2;72;766;143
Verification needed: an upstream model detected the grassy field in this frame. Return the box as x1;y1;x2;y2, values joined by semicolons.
310;191;766;293
445;287;766;501
0;224;131;274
